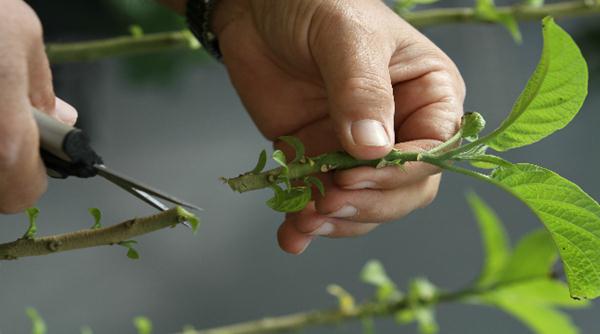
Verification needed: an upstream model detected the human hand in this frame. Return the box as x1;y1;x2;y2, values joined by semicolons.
212;0;465;253
0;0;77;213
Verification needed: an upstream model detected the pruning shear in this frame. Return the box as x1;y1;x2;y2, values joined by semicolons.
32;108;202;221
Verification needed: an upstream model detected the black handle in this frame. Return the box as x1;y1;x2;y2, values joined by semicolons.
32;108;103;178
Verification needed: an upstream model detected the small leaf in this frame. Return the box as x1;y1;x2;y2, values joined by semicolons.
395;309;415;324
498;229;558;283
127;248;140;259
409;278;437;303
23;208;40;239
88;208;102;229
487;163;600;299
360;260;402;302
81;326;94;334
129;25;144;38
461;112;486;141
414;307;438;334
118;240;140;260
483;18;588;151
266;186;312;213
272;150;288;170
186;215;201;234
250;150;267;174
133;316;153;334
467;192;510;288
26;308;47;334
327;284;356;313
279;136;305;164
475;0;522;43
305;176;325;197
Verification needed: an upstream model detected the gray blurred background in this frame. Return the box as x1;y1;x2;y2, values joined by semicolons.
0;0;599;333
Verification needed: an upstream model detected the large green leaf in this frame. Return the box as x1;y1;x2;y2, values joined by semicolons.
488;163;600;299
484;17;588;151
498;229;558;283
467;192;510;287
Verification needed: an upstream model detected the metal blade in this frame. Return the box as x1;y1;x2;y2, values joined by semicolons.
94;164;203;211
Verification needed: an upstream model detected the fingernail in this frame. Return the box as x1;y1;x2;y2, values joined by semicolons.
298;237;313;254
54;98;78;125
327;205;357;218
351;120;389;147
344;181;377;190
312;222;335;236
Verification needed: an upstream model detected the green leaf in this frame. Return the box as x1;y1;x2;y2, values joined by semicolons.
129;24;144;38
487;163;600;299
88;208;102;229
272;150;288;170
498;229;558;283
23;208;40;239
475;0;522;43
461;112;486;141
467;192;510;287
133;316;153;334
80;326;94;334
272;150;290;188
483;18;588;151
479;279;587;334
279;136;305;164
327;284;356;313
266;185;312;213
305;176;325;197
250;150;267;174
186;215;201;234
409;278;437;303
414;307;438;334
360;260;402;302
118;240;140;260
26;308;46;334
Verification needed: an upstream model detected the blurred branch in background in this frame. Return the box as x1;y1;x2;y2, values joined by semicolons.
45;0;600;64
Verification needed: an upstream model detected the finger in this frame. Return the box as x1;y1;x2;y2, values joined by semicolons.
311;10;395;160
333;139;442;190
315;174;441;223
0;54;46;213
277;220;314;255
285;203;379;238
273;117;341;158
54;97;78;126
27;30;55;115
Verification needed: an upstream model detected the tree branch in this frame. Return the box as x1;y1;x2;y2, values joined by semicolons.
44;0;600;64
178;283;526;334
0;207;196;260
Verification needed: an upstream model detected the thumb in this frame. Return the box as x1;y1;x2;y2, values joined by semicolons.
312;23;395;160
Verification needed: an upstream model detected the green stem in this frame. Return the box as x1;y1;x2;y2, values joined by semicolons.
225;151;421;193
0;207;195;260
44;0;600;64
46;30;200;64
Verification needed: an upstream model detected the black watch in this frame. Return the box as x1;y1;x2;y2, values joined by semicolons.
186;0;223;61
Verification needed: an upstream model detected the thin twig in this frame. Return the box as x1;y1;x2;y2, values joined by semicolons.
0;207;195;260
44;0;600;64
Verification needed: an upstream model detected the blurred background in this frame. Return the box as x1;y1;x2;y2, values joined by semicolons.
0;0;599;332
